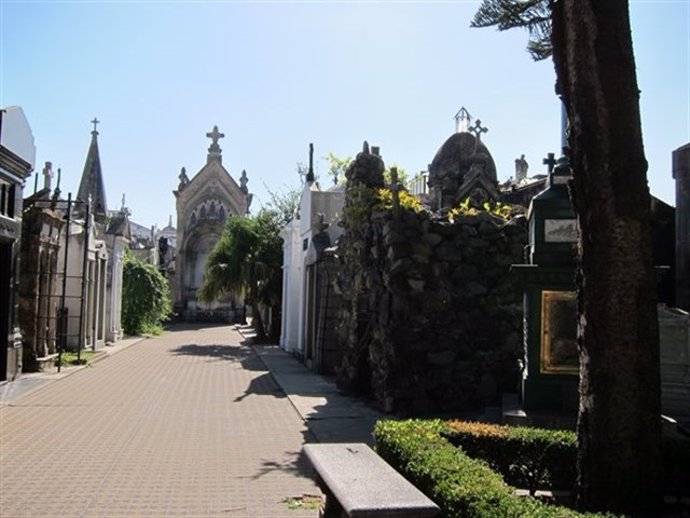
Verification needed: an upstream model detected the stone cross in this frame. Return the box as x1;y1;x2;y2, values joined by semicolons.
543;152;557;174
206;125;225;146
43;161;53;190
389;167;403;214
469;119;488;141
91;117;100;134
206;126;225;163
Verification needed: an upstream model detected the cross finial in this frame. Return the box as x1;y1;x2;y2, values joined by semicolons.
543;152;557;174
206;125;225;163
43;161;53;190
206;125;225;146
469;119;488;141
91;117;100;135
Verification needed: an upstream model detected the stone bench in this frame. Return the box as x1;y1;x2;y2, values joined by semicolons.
303;443;440;518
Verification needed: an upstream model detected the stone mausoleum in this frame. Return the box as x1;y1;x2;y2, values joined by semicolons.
173;126;252;321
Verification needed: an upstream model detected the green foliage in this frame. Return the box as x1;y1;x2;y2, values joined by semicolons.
471;0;552;61
443;420;690;501
122;250;171;336
56;350;100;368
326;152;352;185
448;198;514;222
374;419;614;518
198;213;283;339
444;421;576;495
263;182;301;225
450;197;479;218
376;188;423;213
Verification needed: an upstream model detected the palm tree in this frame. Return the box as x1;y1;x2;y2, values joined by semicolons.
472;1;661;514
198;212;283;341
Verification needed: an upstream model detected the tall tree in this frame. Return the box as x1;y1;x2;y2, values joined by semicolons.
473;1;661;514
264;183;301;224
198;212;283;341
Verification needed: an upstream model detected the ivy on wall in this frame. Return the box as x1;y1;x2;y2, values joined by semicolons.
122;250;171;335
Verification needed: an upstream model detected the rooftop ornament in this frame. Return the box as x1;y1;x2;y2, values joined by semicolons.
454;106;472;133
469;119;488;142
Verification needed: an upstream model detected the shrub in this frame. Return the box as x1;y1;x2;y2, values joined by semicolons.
122;251;171;335
444;420;576;494
448;198;515;222
443;420;690;501
373;419;615;518
376;188;424;213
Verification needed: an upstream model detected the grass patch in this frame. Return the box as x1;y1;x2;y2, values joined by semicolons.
282;494;321;510
56;350;102;367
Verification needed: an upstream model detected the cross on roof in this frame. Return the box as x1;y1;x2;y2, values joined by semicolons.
543;152;557;174
206;125;225;146
469;119;488;141
91;117;100;134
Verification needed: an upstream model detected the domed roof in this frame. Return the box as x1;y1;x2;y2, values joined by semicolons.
429;132;497;184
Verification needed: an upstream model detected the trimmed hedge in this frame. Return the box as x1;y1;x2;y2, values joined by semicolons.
443;420;690;500
373;419;616;518
443;420;576;494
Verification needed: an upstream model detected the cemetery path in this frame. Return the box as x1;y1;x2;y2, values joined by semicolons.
0;324;319;518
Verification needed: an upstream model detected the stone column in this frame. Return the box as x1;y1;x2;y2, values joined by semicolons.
673;143;690;311
36;248;48;357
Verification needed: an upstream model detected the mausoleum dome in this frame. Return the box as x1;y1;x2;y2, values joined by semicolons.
429;132;498;185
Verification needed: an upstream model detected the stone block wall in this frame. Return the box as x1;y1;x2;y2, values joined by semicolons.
337;198;527;414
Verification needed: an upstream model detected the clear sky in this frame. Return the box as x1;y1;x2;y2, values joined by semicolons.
1;1;688;230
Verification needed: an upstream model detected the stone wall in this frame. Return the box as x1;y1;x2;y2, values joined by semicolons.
337;146;528;415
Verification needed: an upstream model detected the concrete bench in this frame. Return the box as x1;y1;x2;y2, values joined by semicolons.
303;443;440;518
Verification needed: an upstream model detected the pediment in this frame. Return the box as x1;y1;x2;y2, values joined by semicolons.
456;170;501;205
178;161;247;219
180;161;241;202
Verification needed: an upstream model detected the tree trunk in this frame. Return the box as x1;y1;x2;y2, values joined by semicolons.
250;302;267;341
551;1;661;514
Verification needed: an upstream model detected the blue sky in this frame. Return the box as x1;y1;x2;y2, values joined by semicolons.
1;1;688;229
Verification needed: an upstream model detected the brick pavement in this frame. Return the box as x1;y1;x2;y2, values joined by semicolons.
0;325;319;518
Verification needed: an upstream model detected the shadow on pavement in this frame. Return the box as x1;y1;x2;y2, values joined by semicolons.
234;371;287;402
251;445;316;481
170;343;263;369
170;342;292;403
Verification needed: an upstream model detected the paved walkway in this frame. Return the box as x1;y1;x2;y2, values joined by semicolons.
0;324;384;518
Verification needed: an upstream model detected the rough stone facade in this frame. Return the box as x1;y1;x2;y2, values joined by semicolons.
336;144;527;415
18;178;64;370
